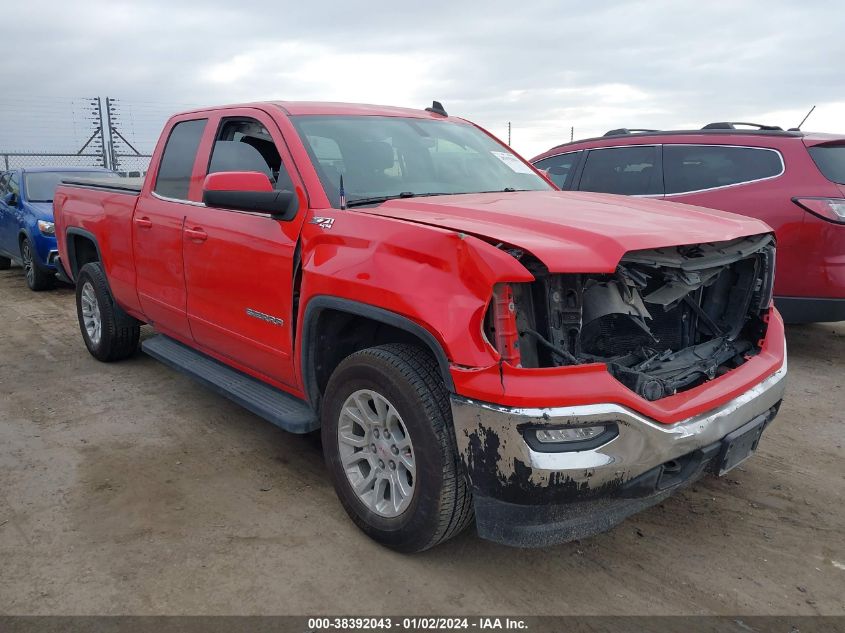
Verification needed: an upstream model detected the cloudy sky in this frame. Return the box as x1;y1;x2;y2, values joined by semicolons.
1;0;844;160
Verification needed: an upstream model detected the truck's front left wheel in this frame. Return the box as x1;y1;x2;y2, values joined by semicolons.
76;262;140;362
321;344;473;552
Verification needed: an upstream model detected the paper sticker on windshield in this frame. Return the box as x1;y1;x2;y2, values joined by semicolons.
490;151;534;174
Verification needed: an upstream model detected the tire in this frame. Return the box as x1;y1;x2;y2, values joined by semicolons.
321;343;473;552
76;262;140;362
20;237;54;291
0;255;10;270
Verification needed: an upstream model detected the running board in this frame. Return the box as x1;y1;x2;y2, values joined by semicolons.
141;335;318;434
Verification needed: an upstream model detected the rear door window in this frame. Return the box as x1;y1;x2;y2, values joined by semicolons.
154;119;207;200
663;145;783;194
578;146;661;195
808;144;845;184
534;151;582;189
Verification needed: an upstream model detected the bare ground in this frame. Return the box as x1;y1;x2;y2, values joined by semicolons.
0;266;842;615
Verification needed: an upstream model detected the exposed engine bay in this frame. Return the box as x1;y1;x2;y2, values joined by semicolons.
486;234;776;401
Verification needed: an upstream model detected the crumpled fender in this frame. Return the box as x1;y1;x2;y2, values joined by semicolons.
296;211;533;368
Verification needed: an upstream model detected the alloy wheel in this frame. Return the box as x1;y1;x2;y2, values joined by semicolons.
80;281;102;345
21;241;34;287
337;389;416;517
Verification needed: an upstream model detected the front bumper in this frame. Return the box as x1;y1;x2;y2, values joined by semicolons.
450;355;787;547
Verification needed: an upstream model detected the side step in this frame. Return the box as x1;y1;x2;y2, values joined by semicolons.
141;335;318;434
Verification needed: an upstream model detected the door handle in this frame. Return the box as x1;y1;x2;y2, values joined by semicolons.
185;227;208;242
134;216;153;229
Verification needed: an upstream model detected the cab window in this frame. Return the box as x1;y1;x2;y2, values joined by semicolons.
578;146;661;195
208;118;293;191
154;119;207;200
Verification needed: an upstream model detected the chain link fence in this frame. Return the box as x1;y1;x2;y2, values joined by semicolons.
0;97;158;176
111;154;152;176
1;151;151;175
1;152;107;170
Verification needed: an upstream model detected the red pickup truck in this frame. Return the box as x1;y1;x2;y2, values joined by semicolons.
54;101;787;552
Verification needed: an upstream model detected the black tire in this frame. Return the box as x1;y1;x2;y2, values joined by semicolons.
76;262;140;362
321;344;473;552
0;255;10;270
20;237;54;291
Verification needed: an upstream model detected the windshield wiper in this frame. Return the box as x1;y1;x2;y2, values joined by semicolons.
346;191;418;208
345;188;528;208
470;188;533;194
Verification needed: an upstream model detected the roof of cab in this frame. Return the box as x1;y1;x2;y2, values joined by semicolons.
174;100;459;121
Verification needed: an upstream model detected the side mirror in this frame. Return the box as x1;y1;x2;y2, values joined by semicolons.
3;192;18;206
201;171;298;221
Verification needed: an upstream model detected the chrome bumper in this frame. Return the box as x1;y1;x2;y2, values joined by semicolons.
450;355;787;500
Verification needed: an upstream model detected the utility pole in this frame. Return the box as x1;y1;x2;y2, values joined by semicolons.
570;126;574;142
105;97;117;171
105;97;144;173
75;98;108;168
97;98;108;168
508;121;511;146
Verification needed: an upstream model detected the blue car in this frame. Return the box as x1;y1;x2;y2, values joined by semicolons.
0;167;118;290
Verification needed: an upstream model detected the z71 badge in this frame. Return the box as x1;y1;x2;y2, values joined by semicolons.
309;216;335;229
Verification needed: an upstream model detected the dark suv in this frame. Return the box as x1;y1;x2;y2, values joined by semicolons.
531;123;845;323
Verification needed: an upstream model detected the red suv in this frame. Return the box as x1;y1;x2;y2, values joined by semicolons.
531;123;845;323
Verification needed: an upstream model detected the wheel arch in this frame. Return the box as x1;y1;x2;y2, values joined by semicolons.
65;227;103;280
17;227;32;249
300;296;454;411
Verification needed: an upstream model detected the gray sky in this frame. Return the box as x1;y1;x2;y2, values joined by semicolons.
2;0;844;159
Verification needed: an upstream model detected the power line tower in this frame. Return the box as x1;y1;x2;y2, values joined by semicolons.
104;97;145;171
74;97;108;168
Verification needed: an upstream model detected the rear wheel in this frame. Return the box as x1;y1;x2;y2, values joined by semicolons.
20;237;54;291
321;344;473;552
76;262;140;362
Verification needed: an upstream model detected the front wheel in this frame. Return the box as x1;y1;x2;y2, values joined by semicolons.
20;237;54;291
76;262;140;362
321;344;473;552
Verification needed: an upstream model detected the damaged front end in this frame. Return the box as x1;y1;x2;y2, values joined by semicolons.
485;234;776;401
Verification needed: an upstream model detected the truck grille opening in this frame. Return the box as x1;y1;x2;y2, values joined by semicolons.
485;234;775;401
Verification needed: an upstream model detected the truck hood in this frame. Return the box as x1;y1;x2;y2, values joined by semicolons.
360;190;772;272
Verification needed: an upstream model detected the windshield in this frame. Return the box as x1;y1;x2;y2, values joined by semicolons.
808;144;845;185
24;170;119;202
291;115;551;207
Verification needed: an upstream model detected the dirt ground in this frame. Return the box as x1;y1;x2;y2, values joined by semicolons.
0;266;842;616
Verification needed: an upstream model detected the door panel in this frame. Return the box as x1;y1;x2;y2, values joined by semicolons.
132;195;193;339
132;117;207;340
182;110;306;388
182;208;301;386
